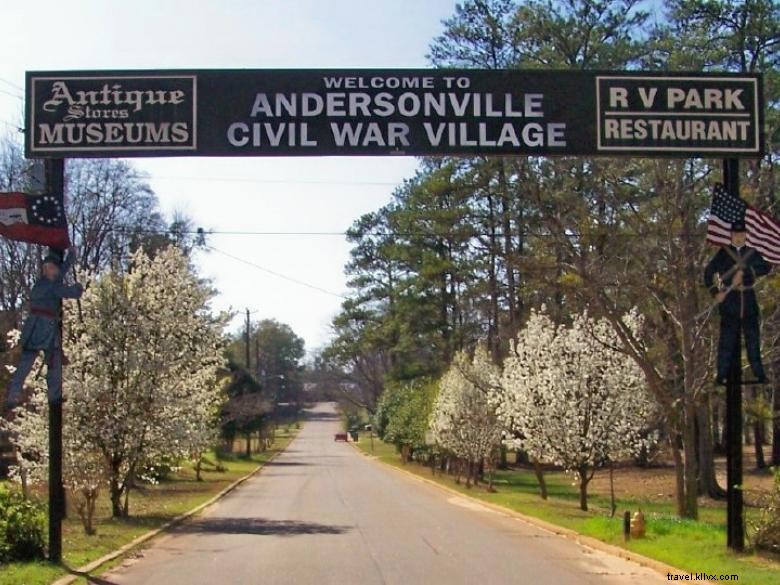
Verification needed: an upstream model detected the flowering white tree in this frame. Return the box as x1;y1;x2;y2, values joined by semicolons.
2;334;105;533
430;346;502;488
63;246;227;517
2;248;226;525
497;308;656;511
179;369;227;482
1;352;49;497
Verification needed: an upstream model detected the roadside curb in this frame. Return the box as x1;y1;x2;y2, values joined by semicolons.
351;444;714;584
51;435;298;585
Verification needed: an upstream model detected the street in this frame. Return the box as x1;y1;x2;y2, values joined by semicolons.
105;403;669;585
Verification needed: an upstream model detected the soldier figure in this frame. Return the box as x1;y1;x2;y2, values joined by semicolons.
3;247;82;411
704;222;771;384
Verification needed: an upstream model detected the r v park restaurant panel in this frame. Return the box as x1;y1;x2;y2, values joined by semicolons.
25;69;764;160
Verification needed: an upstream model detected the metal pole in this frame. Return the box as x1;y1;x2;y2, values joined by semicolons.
723;158;744;551
46;158;65;563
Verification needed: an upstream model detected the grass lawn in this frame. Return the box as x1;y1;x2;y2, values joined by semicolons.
0;426;299;585
355;437;780;585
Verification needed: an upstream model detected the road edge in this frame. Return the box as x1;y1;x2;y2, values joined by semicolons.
351;444;715;584
51;436;298;585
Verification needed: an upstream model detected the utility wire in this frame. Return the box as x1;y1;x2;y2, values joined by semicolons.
0;88;23;100
0;119;23;132
110;226;652;240
149;175;400;187
0;78;23;92
205;244;348;300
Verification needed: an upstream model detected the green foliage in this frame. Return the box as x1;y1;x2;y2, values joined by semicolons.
750;467;780;554
228;318;305;404
343;409;364;432
0;484;45;563
374;379;438;452
137;457;179;484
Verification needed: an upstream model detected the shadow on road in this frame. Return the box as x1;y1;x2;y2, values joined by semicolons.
172;517;352;537
264;460;313;466
303;411;341;422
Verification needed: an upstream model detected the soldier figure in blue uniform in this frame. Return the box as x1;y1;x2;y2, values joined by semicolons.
4;247;82;411
704;222;771;384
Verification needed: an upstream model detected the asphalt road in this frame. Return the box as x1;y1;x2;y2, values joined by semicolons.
105;403;669;585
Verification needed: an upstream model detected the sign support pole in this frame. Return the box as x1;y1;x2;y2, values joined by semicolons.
45;158;65;563
723;157;744;552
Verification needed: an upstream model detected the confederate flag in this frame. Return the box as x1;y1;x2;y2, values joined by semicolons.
0;192;70;249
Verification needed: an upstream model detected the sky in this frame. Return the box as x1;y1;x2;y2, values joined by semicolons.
0;0;462;357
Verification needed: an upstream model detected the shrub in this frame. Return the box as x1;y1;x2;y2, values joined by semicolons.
0;484;46;562
374;379;438;462
751;467;780;554
137;457;180;484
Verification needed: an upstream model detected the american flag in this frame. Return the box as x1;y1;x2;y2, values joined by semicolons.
707;183;780;265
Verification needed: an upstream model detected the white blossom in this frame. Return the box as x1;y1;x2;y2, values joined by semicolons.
430;345;502;483
3;246;227;520
493;308;657;509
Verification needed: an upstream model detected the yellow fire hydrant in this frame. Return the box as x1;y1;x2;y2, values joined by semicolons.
630;510;646;538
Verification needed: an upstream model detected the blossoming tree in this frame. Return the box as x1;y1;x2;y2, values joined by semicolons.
3;246;228;523
430;346;502;488
497;309;656;511
65;247;227;517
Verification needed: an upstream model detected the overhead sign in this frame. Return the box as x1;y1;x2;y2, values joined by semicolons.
25;69;764;159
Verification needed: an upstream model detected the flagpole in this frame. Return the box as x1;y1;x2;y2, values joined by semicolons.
45;158;65;564
723;157;744;552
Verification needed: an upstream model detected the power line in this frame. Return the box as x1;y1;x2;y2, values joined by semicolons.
111;226;651;240
0;119;23;132
0;87;22;100
116;228;349;236
0;77;23;92
148;175;400;187
205;245;348;300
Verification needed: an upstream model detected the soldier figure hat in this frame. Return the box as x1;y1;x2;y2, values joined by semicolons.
731;220;747;232
42;254;62;266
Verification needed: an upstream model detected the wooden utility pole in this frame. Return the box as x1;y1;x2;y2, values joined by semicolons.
245;308;251;371
46;158;66;563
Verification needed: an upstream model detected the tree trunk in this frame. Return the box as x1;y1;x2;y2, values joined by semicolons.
498;160;518;341
109;459;124;518
670;434;686;517
682;402;699;519
122;466;134;517
696;401;726;498
752;387;766;469
76;488;98;535
609;462;616;517
400;444;410;464
532;459;547;500
245;431;252;457
486;194;501;362
753;418;766;469
773;378;780;466
499;444;508;470
195;456;203;482
19;463;28;500
578;464;591;512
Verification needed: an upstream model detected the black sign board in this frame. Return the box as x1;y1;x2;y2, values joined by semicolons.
25;69;764;159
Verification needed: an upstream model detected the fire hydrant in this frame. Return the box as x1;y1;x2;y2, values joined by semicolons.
630;510;646;538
